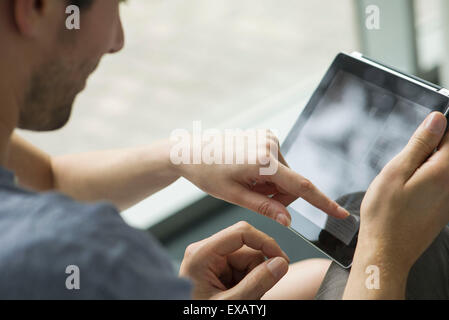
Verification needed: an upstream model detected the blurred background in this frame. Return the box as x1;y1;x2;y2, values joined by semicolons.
16;0;449;265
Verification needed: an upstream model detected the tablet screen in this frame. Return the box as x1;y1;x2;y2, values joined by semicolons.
282;57;448;267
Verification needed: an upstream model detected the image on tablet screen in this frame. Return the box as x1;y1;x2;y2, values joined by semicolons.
285;70;429;245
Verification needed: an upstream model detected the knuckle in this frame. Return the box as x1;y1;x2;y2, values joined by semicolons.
235;220;252;232
184;242;200;258
298;178;313;194
264;129;274;138
262;140;271;151
263;130;279;145
268;131;279;143
266;140;273;149
411;135;434;155
269;140;279;152
261;141;278;158
380;162;401;181
256;200;272;217
267;131;279;145
266;236;276;245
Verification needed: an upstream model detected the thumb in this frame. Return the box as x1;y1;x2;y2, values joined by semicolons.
220;257;288;300
394;112;447;180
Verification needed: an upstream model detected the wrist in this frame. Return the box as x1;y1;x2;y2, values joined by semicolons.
166;137;187;178
344;238;411;299
354;242;411;275
153;139;183;180
355;231;414;274
167;132;203;179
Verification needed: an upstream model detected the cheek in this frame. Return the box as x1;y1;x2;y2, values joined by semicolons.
81;4;120;54
74;28;109;60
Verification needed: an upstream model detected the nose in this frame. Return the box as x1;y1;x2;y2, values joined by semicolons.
109;18;125;54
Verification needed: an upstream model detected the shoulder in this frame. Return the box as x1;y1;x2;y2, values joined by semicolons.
0;188;191;299
0;187;124;245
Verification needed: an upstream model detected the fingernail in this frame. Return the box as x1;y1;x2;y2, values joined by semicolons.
425;113;446;135
338;206;351;218
276;214;290;226
267;257;287;280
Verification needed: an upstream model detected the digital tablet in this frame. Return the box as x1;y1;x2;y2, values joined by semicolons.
282;52;449;268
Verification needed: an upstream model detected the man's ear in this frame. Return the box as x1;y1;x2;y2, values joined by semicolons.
13;0;56;36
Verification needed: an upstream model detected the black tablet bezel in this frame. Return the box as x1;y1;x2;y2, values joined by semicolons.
281;53;449;268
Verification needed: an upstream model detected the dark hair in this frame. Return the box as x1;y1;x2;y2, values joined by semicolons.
68;0;94;9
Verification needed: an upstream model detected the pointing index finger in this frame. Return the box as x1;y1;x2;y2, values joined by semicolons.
270;164;350;219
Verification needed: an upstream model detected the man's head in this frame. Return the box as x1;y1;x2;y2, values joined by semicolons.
0;0;125;131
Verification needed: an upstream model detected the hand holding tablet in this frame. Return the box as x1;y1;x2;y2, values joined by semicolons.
344;111;449;299
358;111;449;266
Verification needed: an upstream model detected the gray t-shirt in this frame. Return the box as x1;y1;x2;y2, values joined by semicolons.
0;166;192;299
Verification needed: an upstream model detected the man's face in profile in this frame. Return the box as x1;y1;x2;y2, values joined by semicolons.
18;0;125;132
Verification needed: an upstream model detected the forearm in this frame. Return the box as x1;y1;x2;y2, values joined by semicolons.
7;133;55;191
8;133;180;211
51;139;180;211
343;241;410;300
